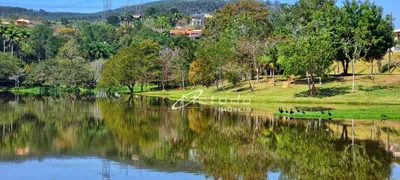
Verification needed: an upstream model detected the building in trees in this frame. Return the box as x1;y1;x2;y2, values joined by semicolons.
190;13;207;26
395;29;400;41
394;29;400;52
15;19;30;25
170;29;202;39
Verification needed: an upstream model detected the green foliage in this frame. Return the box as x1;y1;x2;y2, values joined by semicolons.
188;59;215;87
0;0;226;21
60;17;70;26
0;52;25;84
278;26;335;95
24;59;95;88
107;15;120;27
132;26;172;46
99;40;160;92
279;33;334;78
82;42;114;61
155;16;172;29
57;39;80;60
29;24;60;60
204;0;272;39
0;0;397;95
0;25;30;57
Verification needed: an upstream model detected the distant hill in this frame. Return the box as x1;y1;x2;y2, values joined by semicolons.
0;0;228;22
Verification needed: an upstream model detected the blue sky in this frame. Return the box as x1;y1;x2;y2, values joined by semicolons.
0;0;398;28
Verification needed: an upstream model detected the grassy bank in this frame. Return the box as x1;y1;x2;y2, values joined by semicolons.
139;72;400;120
140;74;400;105
141;56;400;106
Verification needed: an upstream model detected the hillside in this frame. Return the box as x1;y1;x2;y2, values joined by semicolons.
0;0;228;21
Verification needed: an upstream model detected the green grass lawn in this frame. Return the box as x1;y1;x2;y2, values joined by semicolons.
139;72;400;120
140;74;400;105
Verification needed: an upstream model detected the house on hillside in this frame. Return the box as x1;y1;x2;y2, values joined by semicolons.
395;29;400;41
393;29;400;52
170;29;203;39
15;19;30;25
190;13;205;26
189;13;212;27
132;14;143;21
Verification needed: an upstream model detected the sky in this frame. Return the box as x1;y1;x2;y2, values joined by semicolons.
0;0;398;28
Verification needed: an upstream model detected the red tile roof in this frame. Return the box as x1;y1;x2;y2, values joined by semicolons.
170;29;202;35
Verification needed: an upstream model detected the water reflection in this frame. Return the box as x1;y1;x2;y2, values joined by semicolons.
0;93;399;179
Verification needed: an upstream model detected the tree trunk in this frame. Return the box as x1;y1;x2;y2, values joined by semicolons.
162;81;165;91
352;59;356;93
127;85;134;93
10;43;13;56
181;73;185;90
341;60;350;75
256;68;259;83
272;66;275;86
309;75;318;96
370;59;374;80
306;71;311;92
388;49;391;74
246;74;254;92
377;59;382;74
337;61;340;75
219;66;224;90
3;40;5;53
215;80;219;90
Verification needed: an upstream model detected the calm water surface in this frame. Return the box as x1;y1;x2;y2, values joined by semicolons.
0;92;400;180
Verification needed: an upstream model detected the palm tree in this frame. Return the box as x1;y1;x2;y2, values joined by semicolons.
15;29;30;56
7;27;21;56
0;26;10;53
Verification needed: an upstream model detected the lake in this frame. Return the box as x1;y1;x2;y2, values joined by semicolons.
0;92;400;179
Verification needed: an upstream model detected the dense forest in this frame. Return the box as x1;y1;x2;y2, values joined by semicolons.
0;0;397;95
0;0;229;21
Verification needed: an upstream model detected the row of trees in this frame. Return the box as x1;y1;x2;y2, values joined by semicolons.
99;0;395;95
0;0;396;96
0;26;30;56
0;6;194;89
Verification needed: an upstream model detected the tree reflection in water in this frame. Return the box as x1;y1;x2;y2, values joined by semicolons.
0;93;396;179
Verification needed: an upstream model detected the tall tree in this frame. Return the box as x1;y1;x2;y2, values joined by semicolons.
204;0;272;39
107;15;120;27
262;38;281;86
236;37;264;91
279;27;335;95
29;24;53;61
339;0;389;92
172;35;197;89
99;40;160;93
158;47;180;91
0;52;24;86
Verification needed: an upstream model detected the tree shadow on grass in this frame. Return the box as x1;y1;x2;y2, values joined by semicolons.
380;62;399;73
214;82;249;92
293;106;335;112
293;76;345;85
294;86;351;98
358;85;393;92
236;86;251;92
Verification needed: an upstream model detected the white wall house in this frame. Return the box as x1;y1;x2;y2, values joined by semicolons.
395;29;400;41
